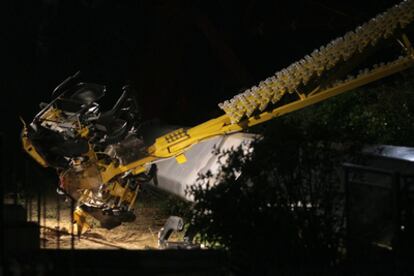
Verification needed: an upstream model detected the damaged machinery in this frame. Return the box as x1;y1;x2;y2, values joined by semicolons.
22;0;414;243
22;79;150;230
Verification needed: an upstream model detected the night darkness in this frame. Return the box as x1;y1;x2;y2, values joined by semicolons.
3;0;414;274
4;0;402;147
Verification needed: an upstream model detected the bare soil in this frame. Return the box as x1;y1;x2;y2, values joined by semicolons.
26;188;184;249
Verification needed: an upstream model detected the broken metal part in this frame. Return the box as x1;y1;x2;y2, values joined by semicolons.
158;216;200;249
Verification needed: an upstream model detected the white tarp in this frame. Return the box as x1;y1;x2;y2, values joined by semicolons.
149;132;256;201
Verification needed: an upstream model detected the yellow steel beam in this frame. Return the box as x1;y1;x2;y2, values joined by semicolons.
244;55;414;128
145;53;414;161
99;1;414;183
219;0;414;123
21;122;48;167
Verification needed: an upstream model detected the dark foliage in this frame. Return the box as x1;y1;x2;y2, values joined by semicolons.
186;69;414;275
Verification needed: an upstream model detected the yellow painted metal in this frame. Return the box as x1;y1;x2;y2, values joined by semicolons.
107;181;135;205
146;53;414;161
73;207;91;234
219;0;414;123
109;181;126;198
100;155;157;183
68;38;414;201
115;51;414;182
243;55;414;128
145;0;414;160
128;184;140;211
175;154;187;164
41;107;62;122
21;0;414;232
21;126;48;168
401;34;413;52
79;127;89;138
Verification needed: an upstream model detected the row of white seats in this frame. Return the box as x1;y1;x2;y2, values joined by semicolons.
219;0;414;123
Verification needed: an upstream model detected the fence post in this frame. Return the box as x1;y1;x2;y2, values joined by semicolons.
0;133;4;266
343;165;352;265
392;172;401;253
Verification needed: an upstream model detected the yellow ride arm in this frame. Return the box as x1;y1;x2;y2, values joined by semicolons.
20;118;48;168
148;0;414;159
102;0;414;183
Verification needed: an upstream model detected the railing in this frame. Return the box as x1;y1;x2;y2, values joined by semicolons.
343;162;414;263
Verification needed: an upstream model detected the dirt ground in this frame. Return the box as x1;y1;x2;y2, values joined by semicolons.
26;188;185;250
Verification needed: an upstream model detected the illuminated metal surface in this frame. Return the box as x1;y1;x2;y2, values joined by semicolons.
219;0;414;123
364;145;414;162
149;132;256;201
20;0;414;231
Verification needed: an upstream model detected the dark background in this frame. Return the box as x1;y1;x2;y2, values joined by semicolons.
3;0;402;154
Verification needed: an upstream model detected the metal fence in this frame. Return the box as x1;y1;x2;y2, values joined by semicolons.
1;130;76;252
343;162;414;262
23;159;76;250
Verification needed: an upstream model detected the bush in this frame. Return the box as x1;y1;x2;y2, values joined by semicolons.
187;69;414;274
189;120;349;274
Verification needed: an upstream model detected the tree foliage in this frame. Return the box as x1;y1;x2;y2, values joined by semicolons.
186;69;414;274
